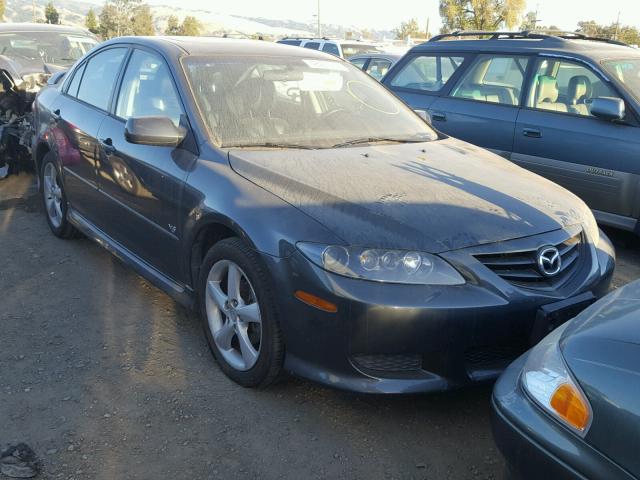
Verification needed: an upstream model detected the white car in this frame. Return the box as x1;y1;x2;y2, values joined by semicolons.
276;37;382;59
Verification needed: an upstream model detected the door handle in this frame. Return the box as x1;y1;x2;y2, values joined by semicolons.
100;137;116;154
431;111;447;122
522;128;542;138
51;108;60;120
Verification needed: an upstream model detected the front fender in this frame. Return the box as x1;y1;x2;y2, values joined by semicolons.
180;155;343;286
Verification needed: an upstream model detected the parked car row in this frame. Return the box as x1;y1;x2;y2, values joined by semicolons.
8;23;638;480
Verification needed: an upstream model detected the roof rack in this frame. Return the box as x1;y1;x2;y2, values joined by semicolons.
279;36;332;41
428;30;629;46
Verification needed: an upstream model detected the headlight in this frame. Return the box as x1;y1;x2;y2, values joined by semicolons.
521;323;592;435
583;209;600;247
297;243;465;285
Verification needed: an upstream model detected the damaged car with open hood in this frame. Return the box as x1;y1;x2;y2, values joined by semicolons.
0;23;97;179
31;37;615;393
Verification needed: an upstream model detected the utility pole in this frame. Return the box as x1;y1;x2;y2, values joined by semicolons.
614;11;621;40
316;0;321;37
426;17;430;39
32;0;37;22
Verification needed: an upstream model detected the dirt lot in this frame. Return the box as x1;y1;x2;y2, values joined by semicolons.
1;173;638;480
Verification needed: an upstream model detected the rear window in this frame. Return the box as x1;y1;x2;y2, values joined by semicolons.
304;42;320;50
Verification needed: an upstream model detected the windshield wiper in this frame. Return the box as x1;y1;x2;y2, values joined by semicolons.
330;137;425;148
223;142;317;150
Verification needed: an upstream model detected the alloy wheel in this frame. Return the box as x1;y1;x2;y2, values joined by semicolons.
43;162;63;228
205;260;262;371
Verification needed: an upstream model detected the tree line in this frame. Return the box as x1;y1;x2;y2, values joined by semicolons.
393;0;640;44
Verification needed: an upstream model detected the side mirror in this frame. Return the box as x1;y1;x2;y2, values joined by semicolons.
590;97;625;121
414;109;431;123
124;116;186;147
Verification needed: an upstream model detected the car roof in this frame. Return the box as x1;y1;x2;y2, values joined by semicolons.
0;22;93;34
102;36;345;60
411;37;640;61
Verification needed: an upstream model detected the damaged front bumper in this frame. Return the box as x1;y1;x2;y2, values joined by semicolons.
0;70;50;179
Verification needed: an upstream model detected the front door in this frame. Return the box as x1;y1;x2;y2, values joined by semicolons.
512;56;640;225
96;48;196;283
428;54;531;157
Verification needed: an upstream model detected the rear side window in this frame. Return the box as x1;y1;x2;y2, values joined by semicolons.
366;58;392;81
451;55;529;106
278;40;301;46
76;47;127;111
389;55;464;92
322;43;340;56
66;62;86;97
350;58;367;69
304;42;320;50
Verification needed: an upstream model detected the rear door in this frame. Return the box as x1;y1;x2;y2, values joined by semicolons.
384;52;467;112
428;54;531;157
56;46;128;220
512;56;640;225
95;47;197;282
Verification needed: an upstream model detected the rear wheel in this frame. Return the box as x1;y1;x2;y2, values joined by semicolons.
199;237;284;387
40;153;78;239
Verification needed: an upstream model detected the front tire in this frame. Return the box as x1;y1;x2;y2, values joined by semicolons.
199;237;284;387
40;152;78;239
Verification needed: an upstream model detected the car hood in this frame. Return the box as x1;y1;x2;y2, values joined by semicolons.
561;280;640;477
229;138;587;252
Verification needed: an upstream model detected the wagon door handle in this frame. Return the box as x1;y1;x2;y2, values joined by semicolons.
431;111;447;122
522;128;542;138
51;109;60;120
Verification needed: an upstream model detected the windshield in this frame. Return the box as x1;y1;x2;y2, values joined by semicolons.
0;31;97;67
603;58;640;101
341;43;383;58
183;55;437;149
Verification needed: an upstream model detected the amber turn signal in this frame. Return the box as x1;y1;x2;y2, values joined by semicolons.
294;290;338;313
550;383;591;432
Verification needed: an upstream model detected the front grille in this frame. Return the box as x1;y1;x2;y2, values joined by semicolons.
352;354;422;373
474;231;584;289
464;344;524;368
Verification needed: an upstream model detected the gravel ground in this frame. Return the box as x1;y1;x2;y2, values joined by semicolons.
1;172;638;480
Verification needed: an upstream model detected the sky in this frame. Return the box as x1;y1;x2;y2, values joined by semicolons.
138;0;640;32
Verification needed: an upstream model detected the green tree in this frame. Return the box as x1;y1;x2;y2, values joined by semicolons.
44;2;60;24
179;15;201;36
439;0;526;32
132;3;154;35
393;18;421;40
576;20;640;44
165;15;180;35
98;0;155;38
85;8;99;34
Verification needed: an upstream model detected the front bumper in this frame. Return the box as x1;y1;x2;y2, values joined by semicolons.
264;229;615;394
491;354;634;480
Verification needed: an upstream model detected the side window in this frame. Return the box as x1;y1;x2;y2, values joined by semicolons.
279;40;301;46
389;55;464;92
304;42;320;50
451;55;529;106
366;58;392;81
350;58;367;70
76;47;127;111
322;43;340;56
528;58;620;117
116;49;183;127
66;62;86;97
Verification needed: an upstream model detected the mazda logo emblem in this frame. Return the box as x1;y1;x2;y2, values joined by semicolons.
537;246;562;277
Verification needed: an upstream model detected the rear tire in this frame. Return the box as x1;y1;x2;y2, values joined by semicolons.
40;152;78;239
198;237;284;387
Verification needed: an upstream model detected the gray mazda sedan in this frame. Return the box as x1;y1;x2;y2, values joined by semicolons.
32;37;615;393
493;279;640;479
